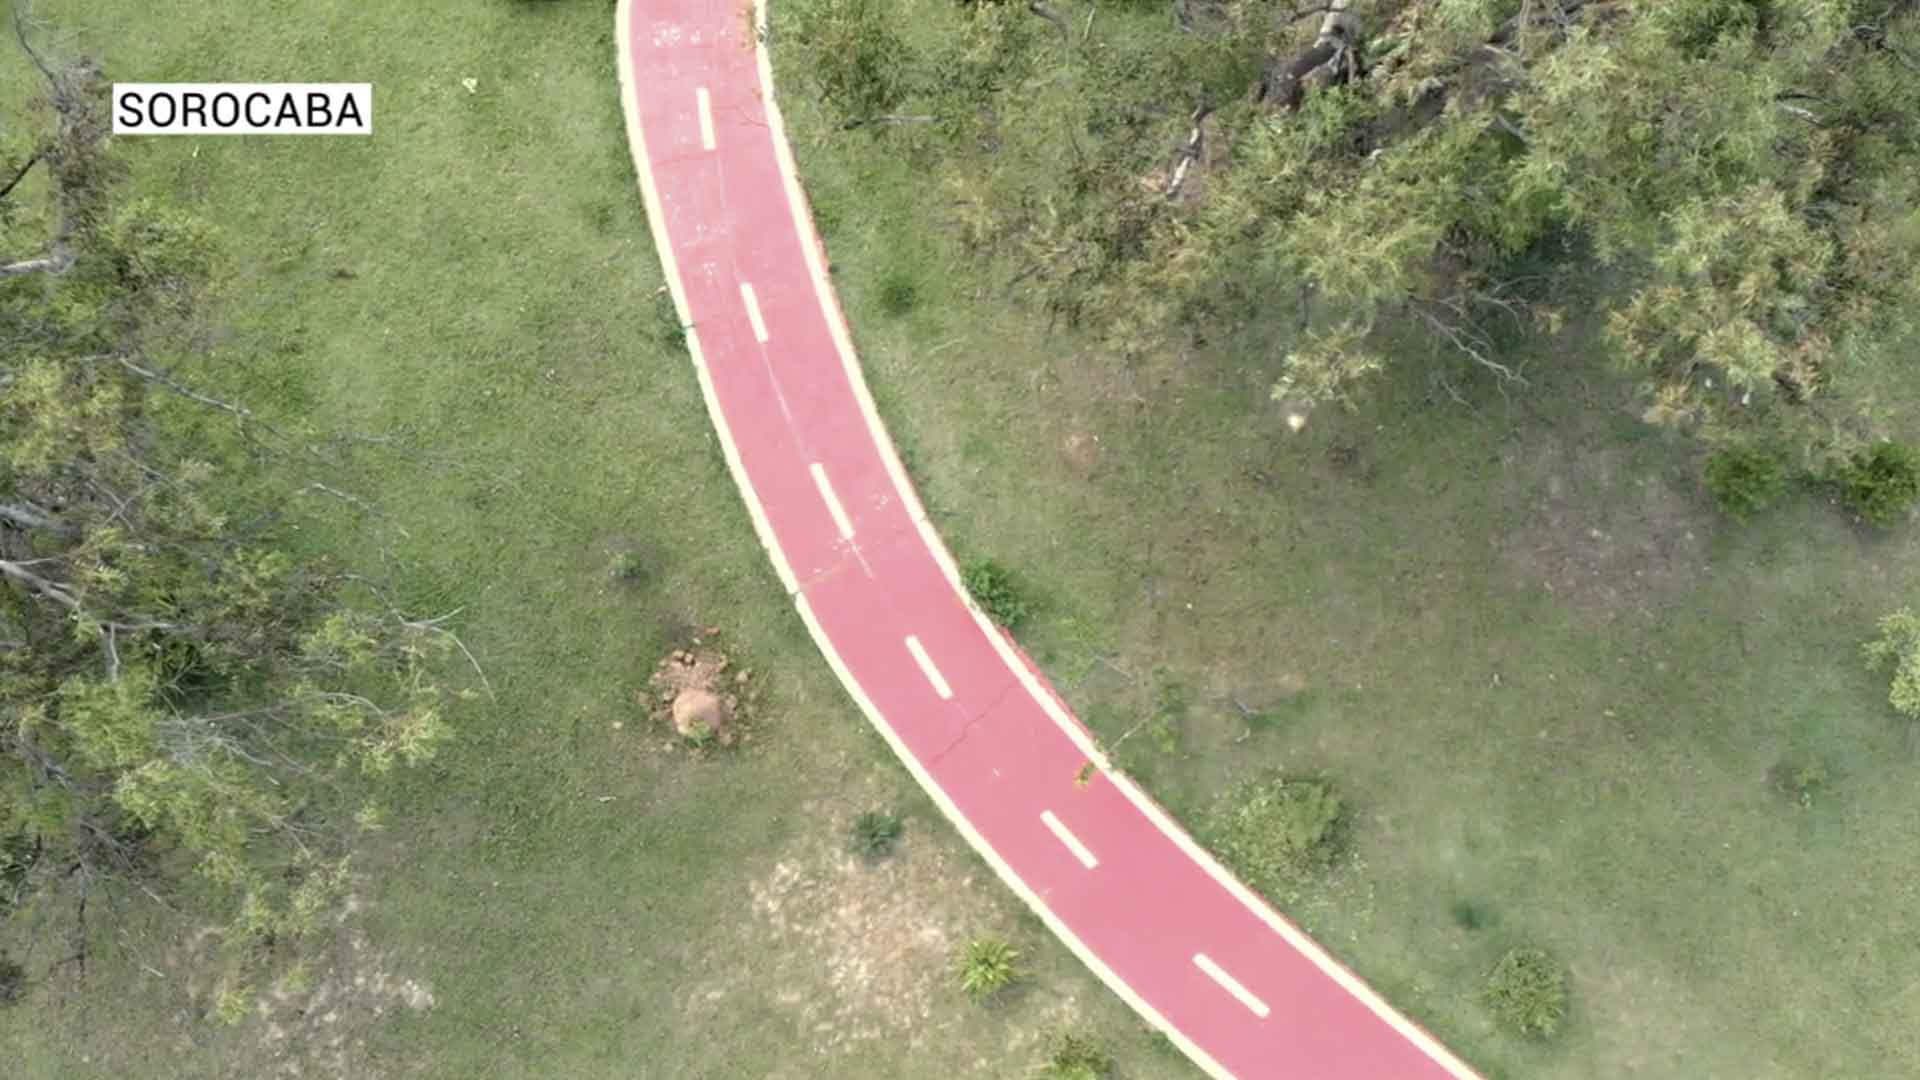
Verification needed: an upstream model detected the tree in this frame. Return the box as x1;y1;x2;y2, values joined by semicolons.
787;0;1920;476
1230;0;1920;461
0;10;470;1002
1864;607;1920;721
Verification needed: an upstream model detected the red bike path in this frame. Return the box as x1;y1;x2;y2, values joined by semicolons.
615;3;1482;1076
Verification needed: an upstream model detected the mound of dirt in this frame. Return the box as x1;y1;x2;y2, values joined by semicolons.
646;631;753;746
671;687;730;741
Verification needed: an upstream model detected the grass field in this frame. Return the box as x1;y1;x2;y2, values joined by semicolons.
6;1;1920;1079
0;2;1184;1078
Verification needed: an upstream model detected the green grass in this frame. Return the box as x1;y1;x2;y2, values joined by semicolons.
0;3;1185;1078
767;2;1920;1076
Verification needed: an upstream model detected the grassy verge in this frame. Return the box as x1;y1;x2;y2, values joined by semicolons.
0;2;1181;1077
768;2;1920;1077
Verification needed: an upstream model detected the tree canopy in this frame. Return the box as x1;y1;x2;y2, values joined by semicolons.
780;0;1920;480
0;21;466;1003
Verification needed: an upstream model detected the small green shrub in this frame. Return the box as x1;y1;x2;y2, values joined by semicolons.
1771;753;1830;808
1864;607;1920;720
1033;1033;1113;1079
1836;441;1920;526
1650;0;1762;56
849;810;902;859
1704;444;1786;521
877;270;919;317
962;558;1036;629
1483;946;1569;1039
1204;775;1344;900
1450;898;1491;932
780;0;912;120
0;952;24;1007
956;936;1021;1002
653;289;687;353
610;550;646;582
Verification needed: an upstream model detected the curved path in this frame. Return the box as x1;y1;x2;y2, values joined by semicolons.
616;4;1482;1077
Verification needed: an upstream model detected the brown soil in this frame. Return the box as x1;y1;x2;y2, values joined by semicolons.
646;629;754;746
679;786;1079;1064
1060;428;1102;477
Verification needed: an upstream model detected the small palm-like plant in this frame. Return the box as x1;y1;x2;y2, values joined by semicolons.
956;936;1021;1002
849;810;902;860
1483;946;1569;1038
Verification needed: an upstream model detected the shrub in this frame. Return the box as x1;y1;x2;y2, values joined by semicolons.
781;0;912;120
610;550;646;582
877;270;919;316
961;558;1036;629
1864;607;1920;720
1204;775;1344;900
849;810;902;859
956;936;1021;1002
1483;946;1569;1038
1450;899;1491;932
1836;441;1920;526
1704;444;1786;521
1771;753;1830;808
1033;1033;1113;1079
0;953;23;1007
653;289;686;353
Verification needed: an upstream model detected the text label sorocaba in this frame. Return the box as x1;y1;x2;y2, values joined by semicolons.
112;84;372;135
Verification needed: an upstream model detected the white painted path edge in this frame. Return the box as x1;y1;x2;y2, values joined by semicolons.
613;2;1485;1076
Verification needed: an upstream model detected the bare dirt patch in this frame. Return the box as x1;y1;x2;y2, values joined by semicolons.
150;893;435;1080
1060;428;1103;477
645;629;758;746
679;789;1077;1066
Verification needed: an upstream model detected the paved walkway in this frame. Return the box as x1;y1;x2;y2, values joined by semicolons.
615;3;1482;1076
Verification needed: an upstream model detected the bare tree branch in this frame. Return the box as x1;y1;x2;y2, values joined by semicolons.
0;150;41;200
1165;104;1215;199
0;501;75;534
839;113;936;131
1028;1;1072;47
0;252;71;278
110;355;257;423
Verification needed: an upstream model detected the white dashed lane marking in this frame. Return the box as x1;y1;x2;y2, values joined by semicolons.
739;282;769;343
905;635;951;700
810;462;855;540
1040;810;1098;869
1194;954;1270;1019
696;87;716;150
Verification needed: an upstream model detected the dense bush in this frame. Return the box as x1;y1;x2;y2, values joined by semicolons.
962;558;1036;629
777;0;911;120
1483;946;1569;1038
1704;444;1787;521
1836;442;1920;526
1204;775;1344;900
956;936;1021;1002
1864;607;1920;720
